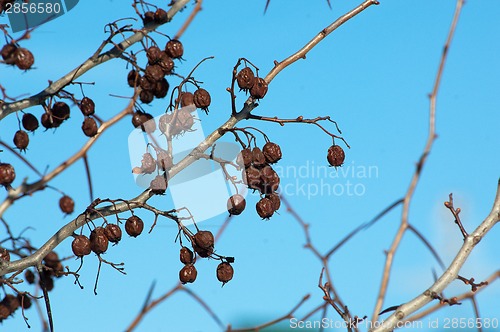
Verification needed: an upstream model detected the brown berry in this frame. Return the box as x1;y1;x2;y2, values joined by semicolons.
71;235;91;257
252;147;266;167
153;78;169;98
17;294;31;309
165;39;183;59
51;101;70;121
24;269;35;284
266;193;281;211
193;230;214;258
193;88;211;111
146;46;163;65
243;165;262;192
150;174;168;195
41;112;58;129
127;70;141;87
90;227;109;254
327;145;345;167
179;92;194;107
142;11;155;25
0;247;10;262
156;149;173;171
227;194;246;215
0;163;15;186
2;294;20;313
79;97;95;116
43;251;61;271
125;215;144;237
39;270;54;291
250;77;268;99
14;48;34;70
263;142;282;164
13;130;29;151
139;152;156;174
1;43;17;64
154;8;168;24
158;52;174;74
0;303;10;320
140;90;155;104
145;64;165;82
216;262;234;284
236;148;253;168
180;247;194;265
256;197;274;219
236;67;255;90
104;224;122;244
179;264;197;284
132;111;156;133
59;195;74;214
22;113;39;132
82;117;98;137
260;165;280;194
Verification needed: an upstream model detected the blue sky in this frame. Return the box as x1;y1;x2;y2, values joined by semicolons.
1;1;499;331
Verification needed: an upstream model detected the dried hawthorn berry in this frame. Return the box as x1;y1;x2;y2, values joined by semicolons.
250;77;268;99
79;97;95;116
150;174;168;194
104;224;122;244
24;269;35;284
82;117;98;137
266;193;281;211
145;64;165;82
132;111;156;133
90;227;109;254
0;303;9;320
260;165;280;194
236;148;253;168
39;270;54;291
256;197;274;219
51;101;70;121
0;247;10;262
159;110;193;136
158;52;174;74
193;230;214;258
179;92;194;107
193;88;211;111
13;130;29;151
0;163;15;186
17;294;31;309
140;76;154;91
59;195;75;214
142;11;155;25
153;78;170;98
40;112;57;129
140;90;155;104
165;39;183;59
179;264;197;284
14;48;34;70
216;262;234;284
252;147;266;167
127;70;141;87
71;235;91;257
1;43;17;64
43;251;62;272
140;153;156;174
146;46;163;65
125;215;144;237
180;247;194;265
243;165;262;192
2;294;20;313
263;142;282;164
156;149;173;171
327;145;345;167
154;8;168;24
236;67;255;91
227;194;246;215
22;113;39;132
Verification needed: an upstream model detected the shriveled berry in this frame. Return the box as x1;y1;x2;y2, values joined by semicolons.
59;195;74;214
90;227;109;254
24;269;35;284
260;165;280;194
165;39;183;59
2;294;20;313
153;78;169;98
180;247;194;265
155;149;173;171
250;77;268;99
140;90;155;104
327;145;345;167
22;113;39;132
146;46;163;65
236;67;255;90
145;64;165;82
140;76;154;91
82;117;98;137
154;8;168;24
0;163;15;186
17;294;31;309
1;43;17;64
227;194;246;215
179;92;194;107
127;70;141;87
0;303;10;320
71;235;91;257
179;264;197;284
40;112;59;129
79;97;95;116
104;224;122;244
159;110;193;136
193;88;211;111
150;174;168;194
216;262;234;284
132;111;156;133
14;48;34;70
158;52;174;74
236;148;253;168
51;102;70;121
0;247;10;262
263;142;282;164
43;251;62;272
13;130;29;150
266;193;281;211
39;270;54;291
256;197;274;219
142;11;155;25
140;153;156;174
193;230;214;258
252;147;266;167
125;215;144;237
243;165;262;192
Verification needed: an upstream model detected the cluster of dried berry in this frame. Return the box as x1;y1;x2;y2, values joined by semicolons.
71;216;144;258
1;43;34;70
0;293;32;322
178;230;234;286
236;66;268;99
